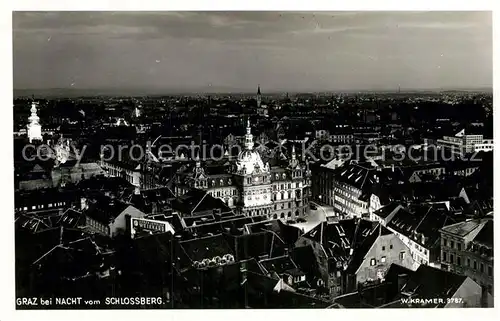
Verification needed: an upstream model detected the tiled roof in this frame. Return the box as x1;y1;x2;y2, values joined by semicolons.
440;218;488;237
401;265;467;306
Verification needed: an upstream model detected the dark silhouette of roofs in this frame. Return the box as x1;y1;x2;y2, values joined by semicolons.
83;196;130;224
245;219;302;246
178;233;234;266
15;187;80;209
77;175;133;192
301;219;387;272
245;271;331;308
400;265;467;306
171;189;232;216
473;219;493;248
388;204;463;249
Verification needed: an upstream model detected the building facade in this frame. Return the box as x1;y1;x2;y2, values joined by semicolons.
440;218;494;295
436;129;494;154
174;121;311;220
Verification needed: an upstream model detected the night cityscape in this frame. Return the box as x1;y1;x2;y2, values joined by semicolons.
12;11;493;309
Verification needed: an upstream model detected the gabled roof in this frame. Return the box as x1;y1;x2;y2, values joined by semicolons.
172;189;232;216
83;196;133;225
301;219;386;272
333;163;378;192
401;265;467;306
58;208;85;228
15;213;54;233
388;204;462;248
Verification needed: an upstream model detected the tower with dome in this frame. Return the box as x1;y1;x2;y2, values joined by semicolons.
232;119;273;215
175;119;311;220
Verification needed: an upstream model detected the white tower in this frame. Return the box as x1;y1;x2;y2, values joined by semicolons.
244;119;255;151
27;101;42;143
134;104;142;118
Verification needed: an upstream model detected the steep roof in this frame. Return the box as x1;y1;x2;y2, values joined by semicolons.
401;265;467;306
171;189;231;216
388;204;463;248
83;196;132;224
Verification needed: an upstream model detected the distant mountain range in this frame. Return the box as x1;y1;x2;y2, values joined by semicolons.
13;86;493;98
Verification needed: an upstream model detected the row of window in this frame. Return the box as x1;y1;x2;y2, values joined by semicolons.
442;252;493;276
273;182;302;190
442;237;462;251
16;201;68;212
87;217;108;234
211;189;238;198
272;212;294;219
370;251;406;266
273;202;300;211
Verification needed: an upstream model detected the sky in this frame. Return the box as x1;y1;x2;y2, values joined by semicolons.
13;11;492;93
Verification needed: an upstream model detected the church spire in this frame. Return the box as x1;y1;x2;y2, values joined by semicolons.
256;85;262;108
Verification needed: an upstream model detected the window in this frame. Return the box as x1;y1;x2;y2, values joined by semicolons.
381;256;386;263
457;256;461;266
370;258;376;266
457;243;462;251
480;263;484;273
443;238;447;247
450;254;454;264
382;246;386;251
390;244;393;250
473;261;477;270
451;241;454;248
443;252;447;262
467;258;470;267
399;251;406;261
488;266;492;277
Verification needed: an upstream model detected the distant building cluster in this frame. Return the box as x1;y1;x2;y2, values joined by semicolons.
14;89;493;308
